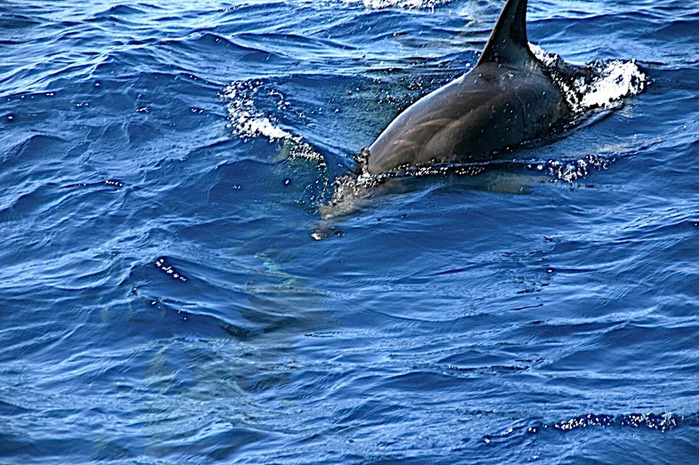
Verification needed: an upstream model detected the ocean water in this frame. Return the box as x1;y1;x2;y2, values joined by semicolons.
1;0;698;463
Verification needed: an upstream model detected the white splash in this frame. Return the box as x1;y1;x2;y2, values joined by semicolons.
530;155;614;183
530;43;560;68
345;0;453;9
221;81;293;141
576;60;647;110
530;44;648;113
319;172;379;220
221;80;326;166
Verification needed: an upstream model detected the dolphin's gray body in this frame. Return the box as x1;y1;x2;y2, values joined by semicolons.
366;0;571;175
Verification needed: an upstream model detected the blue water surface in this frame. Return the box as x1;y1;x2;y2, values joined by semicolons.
1;0;698;463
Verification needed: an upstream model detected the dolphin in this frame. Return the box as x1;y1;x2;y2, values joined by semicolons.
366;0;575;175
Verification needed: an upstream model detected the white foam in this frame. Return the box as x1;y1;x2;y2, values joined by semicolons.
318;172;380;221
221;80;326;166
345;0;453;9
576;60;646;110
530;44;558;68
221;81;293;141
530;44;647;113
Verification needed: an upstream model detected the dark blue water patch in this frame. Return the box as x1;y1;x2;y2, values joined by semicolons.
2;0;699;463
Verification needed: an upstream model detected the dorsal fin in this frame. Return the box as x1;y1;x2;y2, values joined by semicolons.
477;0;536;67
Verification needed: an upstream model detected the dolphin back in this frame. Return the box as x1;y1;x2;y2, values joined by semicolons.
365;0;572;175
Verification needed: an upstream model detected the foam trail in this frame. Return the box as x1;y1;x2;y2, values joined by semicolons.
221;81;294;142
221;80;325;167
344;0;454;9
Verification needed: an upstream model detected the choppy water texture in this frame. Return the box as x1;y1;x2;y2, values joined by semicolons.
1;0;698;463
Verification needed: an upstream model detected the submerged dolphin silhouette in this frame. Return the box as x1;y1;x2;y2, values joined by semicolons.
366;0;574;175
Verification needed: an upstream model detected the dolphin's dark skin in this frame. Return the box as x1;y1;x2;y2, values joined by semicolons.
366;0;571;175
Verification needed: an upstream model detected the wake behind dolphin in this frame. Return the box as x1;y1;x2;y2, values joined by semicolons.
362;0;646;175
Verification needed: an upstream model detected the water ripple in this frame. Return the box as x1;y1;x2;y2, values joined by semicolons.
1;0;697;464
